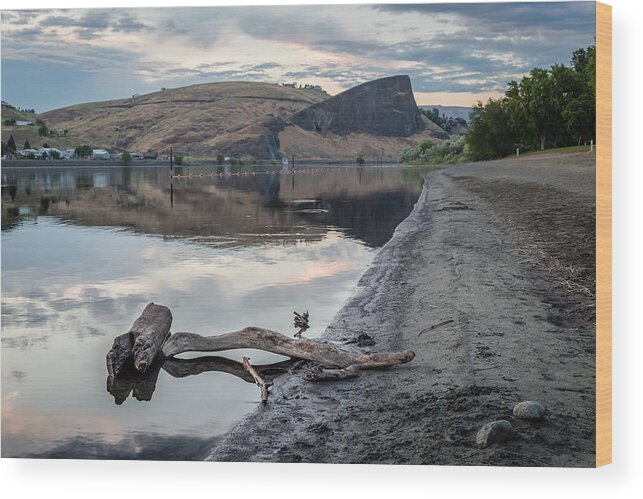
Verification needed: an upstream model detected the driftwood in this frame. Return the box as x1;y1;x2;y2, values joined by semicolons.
293;310;310;338
106;303;172;377
107;304;415;404
242;357;269;403
161;327;414;370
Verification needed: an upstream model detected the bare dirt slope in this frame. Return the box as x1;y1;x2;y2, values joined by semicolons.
278;115;447;162
208;153;596;466
40;82;328;158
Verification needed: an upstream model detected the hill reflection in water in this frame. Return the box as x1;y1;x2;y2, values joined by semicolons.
2;165;424;248
1;164;425;460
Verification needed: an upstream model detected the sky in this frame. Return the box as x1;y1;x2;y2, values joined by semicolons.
1;1;596;112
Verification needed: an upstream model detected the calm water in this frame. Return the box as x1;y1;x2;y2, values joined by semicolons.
1;164;425;459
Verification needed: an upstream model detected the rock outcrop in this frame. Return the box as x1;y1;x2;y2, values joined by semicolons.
290;75;425;137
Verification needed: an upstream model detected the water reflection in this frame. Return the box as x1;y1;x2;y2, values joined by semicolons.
1;164;424;460
106;356;298;405
2;165;422;247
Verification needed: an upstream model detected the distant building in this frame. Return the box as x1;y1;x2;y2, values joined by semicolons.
38;147;63;158
131;153;144;160
282;82;297;88
92;149;111;160
143;150;158;159
17;148;42;159
62;149;76;159
15;120;33;126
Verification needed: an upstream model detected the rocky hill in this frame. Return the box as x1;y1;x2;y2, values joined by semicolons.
280;76;448;161
291;75;424;136
4;76;449;161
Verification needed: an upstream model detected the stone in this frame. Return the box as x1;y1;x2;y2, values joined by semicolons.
290;75;425;137
476;420;515;447
513;401;546;421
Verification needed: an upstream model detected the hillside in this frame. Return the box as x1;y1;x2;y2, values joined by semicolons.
40;82;328;159
1;102;73;151
283;75;448;160
4;77;451;161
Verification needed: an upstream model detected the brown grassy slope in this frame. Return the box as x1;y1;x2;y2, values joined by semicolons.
1;105;70;150
279;115;448;161
40;82;328;157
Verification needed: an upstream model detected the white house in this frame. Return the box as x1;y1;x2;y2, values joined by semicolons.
92;149;111;160
62;149;76;159
18;148;42;158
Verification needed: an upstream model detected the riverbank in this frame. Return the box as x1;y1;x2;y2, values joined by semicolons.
207;152;596;466
1;158;394;169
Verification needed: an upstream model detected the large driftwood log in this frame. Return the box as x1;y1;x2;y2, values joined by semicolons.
107;305;415;404
161;327;415;370
106;303;172;377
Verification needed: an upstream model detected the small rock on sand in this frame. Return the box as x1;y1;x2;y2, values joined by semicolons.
476;420;515;447
513;401;546;421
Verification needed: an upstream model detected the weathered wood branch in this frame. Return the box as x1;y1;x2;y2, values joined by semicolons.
106;303;172;377
305;364;360;382
161;327;415;370
243;357;269;403
293;310;310;338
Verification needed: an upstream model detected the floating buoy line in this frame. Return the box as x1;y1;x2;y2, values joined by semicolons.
170;168;342;180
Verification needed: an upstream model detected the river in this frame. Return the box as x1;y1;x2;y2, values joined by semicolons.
1;163;425;459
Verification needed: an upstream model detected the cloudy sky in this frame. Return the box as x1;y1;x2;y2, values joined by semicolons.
1;1;596;112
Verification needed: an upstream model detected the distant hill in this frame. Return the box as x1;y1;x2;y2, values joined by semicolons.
39;82;328;159
4;77;449;161
419;105;472;123
281;76;447;160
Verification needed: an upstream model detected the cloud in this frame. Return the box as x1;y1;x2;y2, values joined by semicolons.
1;3;596;110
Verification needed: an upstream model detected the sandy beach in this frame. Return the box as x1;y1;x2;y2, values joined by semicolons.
205;152;596;466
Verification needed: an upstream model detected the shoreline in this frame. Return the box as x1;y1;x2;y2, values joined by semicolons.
0;159;398;169
206;153;596;466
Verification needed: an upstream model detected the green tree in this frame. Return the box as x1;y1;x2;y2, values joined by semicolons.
356;154;365;166
466;44;595;158
7;134;16;152
75;145;93;158
38;124;48;136
1;141;7;155
122;151;132;166
23;138;31;150
217;154;224;165
50;150;61;160
465;99;515;160
174;154;184;165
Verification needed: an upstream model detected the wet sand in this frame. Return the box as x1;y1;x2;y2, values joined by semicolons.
207;152;596;466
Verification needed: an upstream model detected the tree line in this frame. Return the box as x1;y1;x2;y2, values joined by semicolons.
420;108;468;134
466;44;596;160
